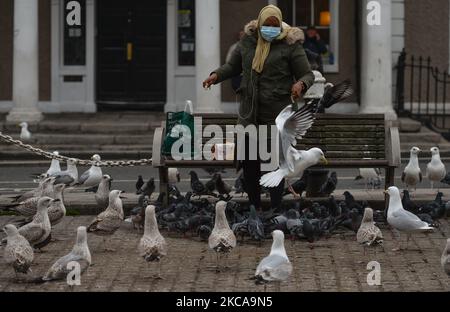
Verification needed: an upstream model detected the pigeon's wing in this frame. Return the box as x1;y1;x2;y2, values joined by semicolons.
78;170;90;185
318;79;354;109
276;104;315;171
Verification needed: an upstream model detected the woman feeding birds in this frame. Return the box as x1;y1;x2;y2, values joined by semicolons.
203;5;315;210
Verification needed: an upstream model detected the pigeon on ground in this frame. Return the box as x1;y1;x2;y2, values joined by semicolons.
189;170;210;197
126;194;149;231
17;197;54;250
215;173;231;199
440;172;450;185
3;224;34;278
234;172;246;196
441;238;450;276
38;226;91;283
402;189;420;214
136;178;155;198
356;208;383;255
319;171;337;195
205;174;218;194
135;175;144;193
426;147;446;190
19;122;31;141
95;174;113;210
76;154;102;188
247;205;265;241
87;190;124;251
402;147;422;191
385;186;435;250
343;191;363;214
254;230;292;289
51;158;78;186
313;79;354;113
356;168;382;190
209;201;236;271
138;205;167;279
260;103;327;188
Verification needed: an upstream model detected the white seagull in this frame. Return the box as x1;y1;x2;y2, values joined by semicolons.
51;158;78;186
41;226;91;282
208;201;236;271
402;147;422;191
138;205;167;279
426;147;446;190
46;151;62;177
19;122;31;141
77;154;103;188
254;230;292;290
385;186;435;250
259;104;326;189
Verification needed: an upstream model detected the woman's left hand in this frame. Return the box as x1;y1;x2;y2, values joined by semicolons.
291;81;304;99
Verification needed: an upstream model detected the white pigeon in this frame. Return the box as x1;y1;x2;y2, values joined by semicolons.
385;186;435;249
19;122;31;141
402;147;422;191
426;147;446;190
255;230;292;289
41;226;91;282
46;151;62;177
356;207;383;254
77;154;103;188
441;238;450;276
51;158;78;186
138;205;167;279
208;201;236;271
3;224;34;278
260;103;326;188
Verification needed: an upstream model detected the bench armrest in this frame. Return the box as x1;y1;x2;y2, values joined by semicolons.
152;127;165;167
386;126;401;167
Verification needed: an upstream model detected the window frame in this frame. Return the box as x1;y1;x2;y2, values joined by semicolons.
291;0;339;73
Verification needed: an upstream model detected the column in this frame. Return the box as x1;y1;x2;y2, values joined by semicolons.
195;0;222;113
359;0;396;120
7;0;42;123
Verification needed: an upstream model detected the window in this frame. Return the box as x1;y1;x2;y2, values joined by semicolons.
279;0;339;72
177;0;195;66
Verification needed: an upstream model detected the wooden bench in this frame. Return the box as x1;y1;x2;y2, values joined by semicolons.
152;113;401;206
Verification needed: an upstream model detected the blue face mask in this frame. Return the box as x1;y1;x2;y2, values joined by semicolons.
260;26;281;42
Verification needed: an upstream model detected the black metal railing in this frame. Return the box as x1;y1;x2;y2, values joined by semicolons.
395;49;450;132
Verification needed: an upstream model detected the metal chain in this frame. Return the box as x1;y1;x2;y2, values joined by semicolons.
0;132;152;167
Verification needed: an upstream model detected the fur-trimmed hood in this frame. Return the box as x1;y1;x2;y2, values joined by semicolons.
244;20;305;45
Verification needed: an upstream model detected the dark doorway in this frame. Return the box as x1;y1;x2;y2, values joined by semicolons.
96;0;166;108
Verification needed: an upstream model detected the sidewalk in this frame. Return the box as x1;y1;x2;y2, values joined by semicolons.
0;215;448;292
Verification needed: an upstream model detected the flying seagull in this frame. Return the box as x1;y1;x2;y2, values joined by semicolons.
260;103;327;188
385;186;435;250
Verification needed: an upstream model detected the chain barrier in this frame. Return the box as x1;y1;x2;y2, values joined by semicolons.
0;132;152;167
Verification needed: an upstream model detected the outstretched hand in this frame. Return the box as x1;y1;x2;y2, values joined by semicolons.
203;73;218;89
291;81;304;99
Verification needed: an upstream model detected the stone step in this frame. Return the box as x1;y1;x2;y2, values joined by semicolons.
398;117;422;133
0;133;155;145
399;127;443;144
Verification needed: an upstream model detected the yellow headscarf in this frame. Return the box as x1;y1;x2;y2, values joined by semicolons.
252;5;289;73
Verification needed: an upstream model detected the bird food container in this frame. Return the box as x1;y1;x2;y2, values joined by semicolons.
214;143;235;160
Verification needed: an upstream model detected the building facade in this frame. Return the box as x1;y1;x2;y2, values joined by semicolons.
0;0;449;120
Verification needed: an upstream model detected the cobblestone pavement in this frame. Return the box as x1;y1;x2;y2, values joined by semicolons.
0;216;448;292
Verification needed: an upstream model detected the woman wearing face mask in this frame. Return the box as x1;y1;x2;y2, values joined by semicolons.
203;5;314;211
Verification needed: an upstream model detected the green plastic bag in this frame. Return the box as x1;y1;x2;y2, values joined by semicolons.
162;101;195;157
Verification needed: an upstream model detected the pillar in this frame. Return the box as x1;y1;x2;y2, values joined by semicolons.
7;0;42;123
195;0;222;113
359;0;396;120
